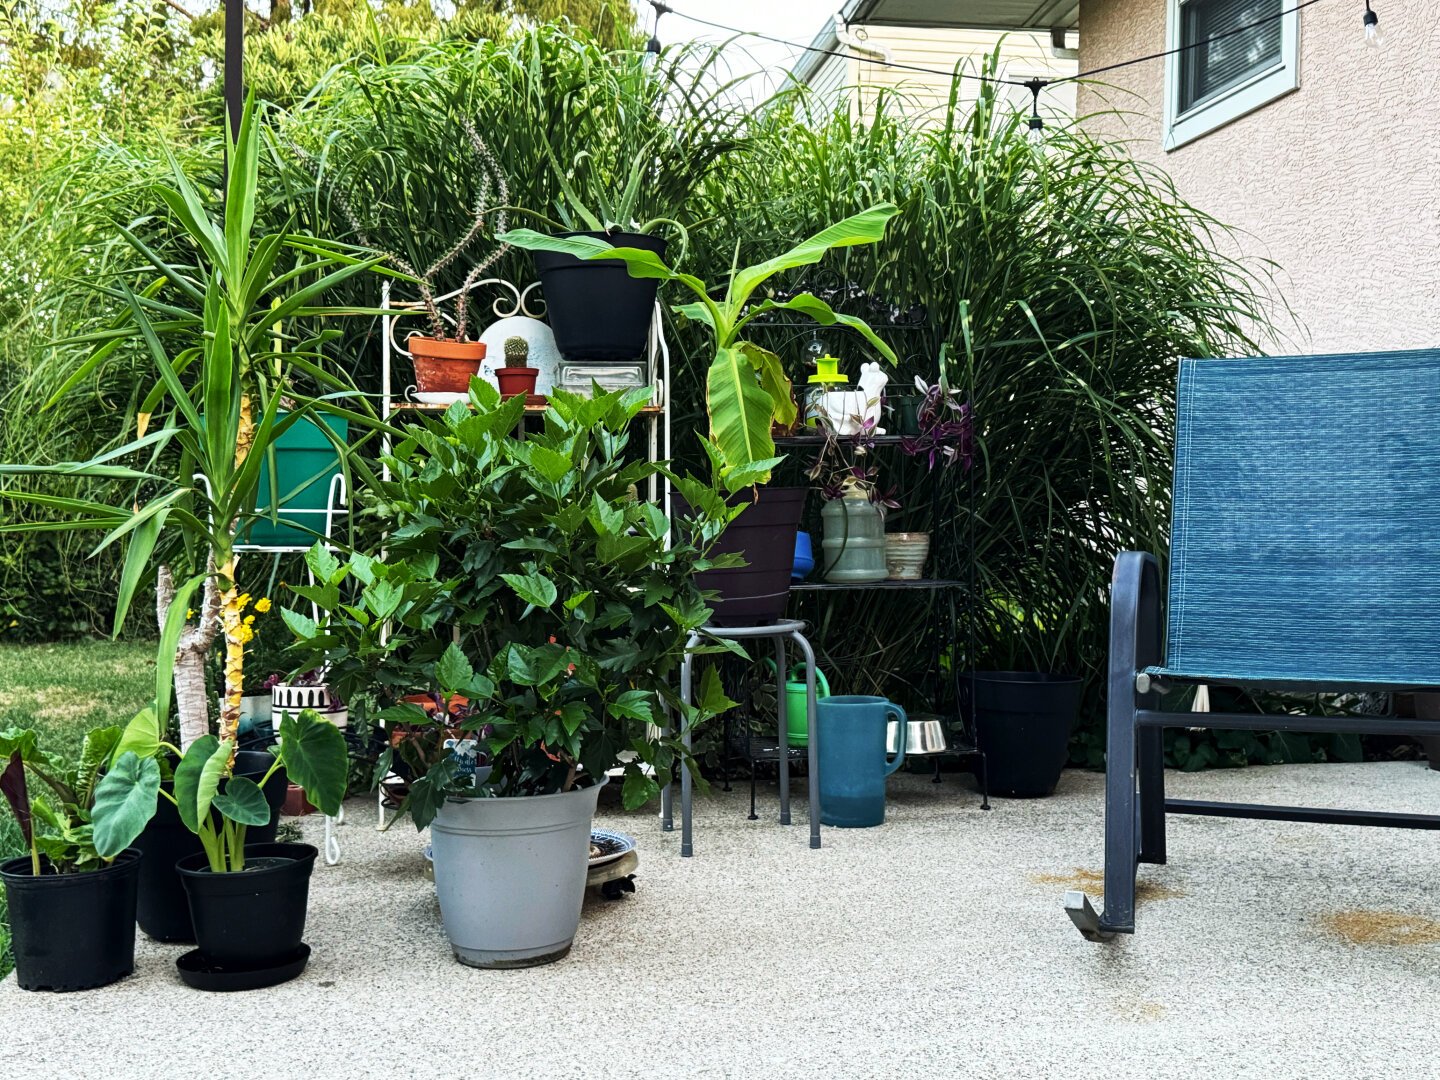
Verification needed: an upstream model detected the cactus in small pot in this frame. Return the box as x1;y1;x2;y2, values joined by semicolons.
503;336;530;368
496;335;540;400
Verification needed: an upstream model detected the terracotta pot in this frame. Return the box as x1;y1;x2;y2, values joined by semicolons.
410;337;486;394
496;366;539;399
283;784;315;817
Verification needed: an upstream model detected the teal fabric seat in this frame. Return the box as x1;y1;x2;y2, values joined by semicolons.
1149;349;1440;690
1065;349;1440;944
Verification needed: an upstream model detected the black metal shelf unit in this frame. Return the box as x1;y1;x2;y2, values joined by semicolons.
731;277;985;799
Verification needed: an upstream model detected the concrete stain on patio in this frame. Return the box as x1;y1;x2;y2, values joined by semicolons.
1029;867;1186;903
1318;910;1440;947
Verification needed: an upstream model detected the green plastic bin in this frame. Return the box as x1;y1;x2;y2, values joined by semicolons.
237;414;348;548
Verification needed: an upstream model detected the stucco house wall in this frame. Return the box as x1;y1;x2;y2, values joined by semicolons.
1077;0;1440;353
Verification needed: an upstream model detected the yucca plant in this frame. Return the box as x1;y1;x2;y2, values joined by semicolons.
0;95;387;751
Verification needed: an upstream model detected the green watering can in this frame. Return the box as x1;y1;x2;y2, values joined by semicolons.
764;660;832;747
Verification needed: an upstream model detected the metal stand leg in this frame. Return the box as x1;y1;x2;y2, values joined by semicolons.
721;709;732;793
324;813;341;866
790;629;822;850
663;653;690;836
932;759;942;784
774;634;791;826
977;752;991;811
678;637;698;857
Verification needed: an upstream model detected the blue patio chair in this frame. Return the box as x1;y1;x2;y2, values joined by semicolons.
1066;348;1440;941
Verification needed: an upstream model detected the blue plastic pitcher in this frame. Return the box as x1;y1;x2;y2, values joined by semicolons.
816;696;907;827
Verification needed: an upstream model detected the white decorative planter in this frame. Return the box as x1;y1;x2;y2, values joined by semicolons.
270;683;347;732
430;781;606;968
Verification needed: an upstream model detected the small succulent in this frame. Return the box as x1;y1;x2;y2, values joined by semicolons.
503;336;530;369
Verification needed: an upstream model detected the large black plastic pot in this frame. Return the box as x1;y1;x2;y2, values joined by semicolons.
1;848;141;991
133;750;287;943
676;486;808;626
531;231;665;361
970;672;1082;798
176;842;317;966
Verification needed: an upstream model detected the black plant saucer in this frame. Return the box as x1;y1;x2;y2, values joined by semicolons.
175;943;311;992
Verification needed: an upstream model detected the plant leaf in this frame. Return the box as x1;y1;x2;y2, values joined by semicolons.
112;707;160;768
706;345;778;481
91;752;161;858
76;725;123;809
212;775;271;827
500;572;557;609
277;710;348;816
1;751;31;847
174;734;220;833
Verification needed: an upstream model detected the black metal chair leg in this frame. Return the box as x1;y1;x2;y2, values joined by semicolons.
1138;724;1167;865
1066;551;1159;941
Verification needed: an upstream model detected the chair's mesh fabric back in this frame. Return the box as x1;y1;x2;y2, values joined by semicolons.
1160;349;1440;687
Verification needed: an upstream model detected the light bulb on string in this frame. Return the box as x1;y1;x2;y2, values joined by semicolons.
646;1;669;57
1024;79;1047;147
1363;2;1383;48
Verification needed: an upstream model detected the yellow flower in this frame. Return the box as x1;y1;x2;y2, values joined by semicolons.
243;614;256;627
255;597;272;613
186;608;195;619
236;592;251;611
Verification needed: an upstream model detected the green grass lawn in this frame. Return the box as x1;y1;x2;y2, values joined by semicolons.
0;640;157;756
0;639;155;978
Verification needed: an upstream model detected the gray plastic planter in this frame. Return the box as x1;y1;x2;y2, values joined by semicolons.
430;780;605;968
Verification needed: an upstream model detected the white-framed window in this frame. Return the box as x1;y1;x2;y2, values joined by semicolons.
1163;0;1299;150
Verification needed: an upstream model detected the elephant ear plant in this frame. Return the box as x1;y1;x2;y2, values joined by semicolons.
1;728;159;875
501;204;900;489
0;726;161;991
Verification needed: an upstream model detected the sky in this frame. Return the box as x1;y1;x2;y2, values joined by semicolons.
634;0;844;84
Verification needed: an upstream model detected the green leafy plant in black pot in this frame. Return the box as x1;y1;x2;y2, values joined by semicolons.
0;727;159;991
284;384;739;967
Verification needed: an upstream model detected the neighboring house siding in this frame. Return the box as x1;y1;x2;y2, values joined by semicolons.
804;52;851;119
853;27;1077;120
806;27;1077;124
1077;0;1440;353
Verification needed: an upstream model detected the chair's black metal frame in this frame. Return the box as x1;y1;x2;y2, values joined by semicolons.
1064;551;1440;942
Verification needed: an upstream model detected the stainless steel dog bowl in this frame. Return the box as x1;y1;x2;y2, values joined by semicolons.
886;714;949;756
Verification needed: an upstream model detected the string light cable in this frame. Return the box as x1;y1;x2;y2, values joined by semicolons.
646;0;1357;110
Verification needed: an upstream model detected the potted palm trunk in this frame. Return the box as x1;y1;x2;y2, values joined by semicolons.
286;386;735;967
503;204;901;625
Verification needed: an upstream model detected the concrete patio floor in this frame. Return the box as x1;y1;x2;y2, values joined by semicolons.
5;761;1439;1078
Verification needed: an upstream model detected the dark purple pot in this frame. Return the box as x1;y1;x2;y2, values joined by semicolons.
676;486;808;626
